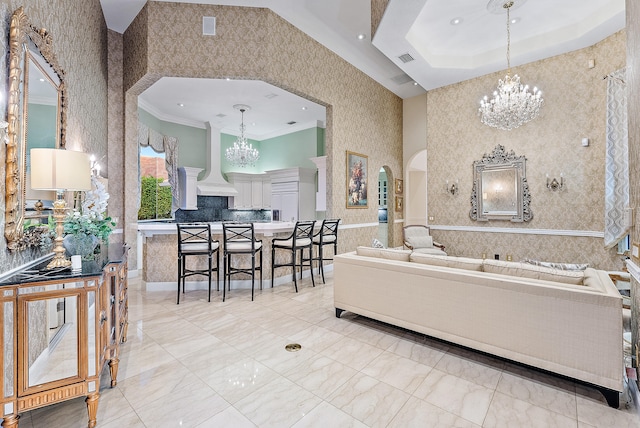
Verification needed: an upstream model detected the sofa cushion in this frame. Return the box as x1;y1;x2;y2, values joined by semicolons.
410;253;483;271
412;247;448;256
356;246;411;261
523;258;589;271
483;259;584;285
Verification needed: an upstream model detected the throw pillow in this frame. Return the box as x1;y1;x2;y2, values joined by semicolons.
372;238;385;249
523;258;589;271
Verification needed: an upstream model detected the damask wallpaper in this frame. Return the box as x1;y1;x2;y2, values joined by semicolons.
122;2;404;267
0;0;108;274
423;30;627;270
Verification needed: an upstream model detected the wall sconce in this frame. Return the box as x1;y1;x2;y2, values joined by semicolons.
546;173;564;191
446;179;459;195
90;155;102;176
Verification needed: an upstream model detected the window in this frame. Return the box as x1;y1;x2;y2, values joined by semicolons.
138;146;172;220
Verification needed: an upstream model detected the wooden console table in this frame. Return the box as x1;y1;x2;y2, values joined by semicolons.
0;244;129;428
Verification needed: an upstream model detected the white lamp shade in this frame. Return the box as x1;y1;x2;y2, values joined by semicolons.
30;148;91;191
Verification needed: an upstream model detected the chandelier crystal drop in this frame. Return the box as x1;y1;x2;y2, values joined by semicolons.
478;0;543;131
225;104;259;167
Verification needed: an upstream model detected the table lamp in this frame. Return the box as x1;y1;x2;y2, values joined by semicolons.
30;148;91;269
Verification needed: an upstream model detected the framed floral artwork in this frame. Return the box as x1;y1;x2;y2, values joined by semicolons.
395;178;403;194
346;151;368;208
395;196;403;212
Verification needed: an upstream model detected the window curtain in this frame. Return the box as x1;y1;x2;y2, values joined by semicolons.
604;68;629;249
138;122;180;213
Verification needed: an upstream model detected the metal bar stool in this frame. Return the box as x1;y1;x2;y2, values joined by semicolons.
222;222;263;301
176;223;220;304
271;220;316;292
311;218;340;284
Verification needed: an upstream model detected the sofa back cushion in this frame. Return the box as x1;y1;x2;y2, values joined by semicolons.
483;259;584;285
356;246;411;262
410;253;484;271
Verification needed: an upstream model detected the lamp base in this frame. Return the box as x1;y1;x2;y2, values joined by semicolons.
46;192;71;270
46;255;72;269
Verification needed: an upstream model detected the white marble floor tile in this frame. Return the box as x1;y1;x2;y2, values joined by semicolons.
260;314;315;338
413;369;494;426
387;396;480;428
483;391;576;428
199;357;280;404
386;336;447;367
117;360;203;409
347;323;403;350
576;394;640;427
234;376;323;427
291;400;368;428
289;324;346;352
196;405;257;427
285;355;358;399
361;350;433;394
180;341;248;377
253;338;319;374
496;371;577;418
116;335;178;381
327;372;411;427
134;380;230;427
321;336;384;371
435;351;503;389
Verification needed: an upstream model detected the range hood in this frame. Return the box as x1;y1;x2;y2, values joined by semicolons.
197;122;238;197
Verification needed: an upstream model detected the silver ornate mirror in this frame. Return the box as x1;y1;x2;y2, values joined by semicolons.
470;145;532;222
5;7;66;250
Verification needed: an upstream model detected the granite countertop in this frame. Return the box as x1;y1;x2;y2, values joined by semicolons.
138;221;299;237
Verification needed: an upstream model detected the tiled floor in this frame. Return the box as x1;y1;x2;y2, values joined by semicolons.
17;273;640;427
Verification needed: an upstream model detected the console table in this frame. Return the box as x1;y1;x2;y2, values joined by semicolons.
0;244;129;428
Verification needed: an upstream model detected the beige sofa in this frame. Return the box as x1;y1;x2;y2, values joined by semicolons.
333;248;624;407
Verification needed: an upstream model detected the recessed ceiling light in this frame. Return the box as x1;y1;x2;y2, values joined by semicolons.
357;33;367;40
510;17;521;24
450;17;463;25
301;106;307;110
177;103;184;107
413;82;419;86
225;77;231;81
39;78;45;82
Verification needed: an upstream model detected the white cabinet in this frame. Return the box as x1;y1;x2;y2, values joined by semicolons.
268;168;316;222
227;172;270;210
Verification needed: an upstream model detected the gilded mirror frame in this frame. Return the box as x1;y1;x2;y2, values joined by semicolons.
470;145;533;222
5;7;66;250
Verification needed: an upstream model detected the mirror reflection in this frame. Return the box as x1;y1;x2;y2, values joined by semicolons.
481;167;518;215
27;295;79;387
470;145;533;222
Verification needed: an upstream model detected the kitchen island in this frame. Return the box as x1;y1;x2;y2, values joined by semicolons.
137;221;321;291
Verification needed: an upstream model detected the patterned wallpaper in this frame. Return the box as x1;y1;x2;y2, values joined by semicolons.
424;30;626;270
122;3;404;267
0;1;108;274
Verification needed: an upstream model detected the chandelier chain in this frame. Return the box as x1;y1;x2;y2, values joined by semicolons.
505;2;511;75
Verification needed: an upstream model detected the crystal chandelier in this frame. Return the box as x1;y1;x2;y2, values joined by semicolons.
225;104;259;167
479;0;543;131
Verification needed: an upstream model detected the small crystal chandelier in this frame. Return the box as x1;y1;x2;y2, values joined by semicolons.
225;104;259;167
479;0;543;131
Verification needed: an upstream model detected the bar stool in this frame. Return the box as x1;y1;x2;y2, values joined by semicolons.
176;223;219;304
312;218;340;284
271;220;316;292
222;222;263;301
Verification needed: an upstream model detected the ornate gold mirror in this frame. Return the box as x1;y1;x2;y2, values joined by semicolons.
5;7;66;250
470;145;533;222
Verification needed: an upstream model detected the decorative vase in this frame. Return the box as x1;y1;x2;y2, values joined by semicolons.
63;234;100;260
